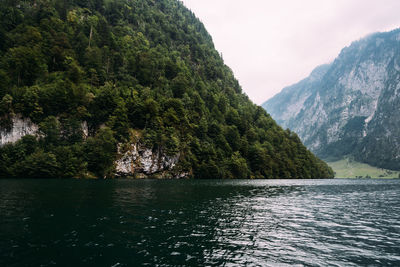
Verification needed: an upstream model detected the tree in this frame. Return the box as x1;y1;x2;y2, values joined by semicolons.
21;86;43;121
3;46;47;86
39;116;61;146
225;126;240;152
109;100;130;141
0;94;13;115
85;127;117;178
228;152;249;179
0;70;10;98
16;150;60;178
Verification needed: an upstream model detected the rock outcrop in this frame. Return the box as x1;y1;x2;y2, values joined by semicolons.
115;143;187;178
0;115;38;146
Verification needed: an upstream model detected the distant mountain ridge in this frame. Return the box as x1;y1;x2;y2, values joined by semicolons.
263;29;400;170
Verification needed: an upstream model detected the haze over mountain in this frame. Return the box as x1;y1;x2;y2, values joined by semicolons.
0;0;333;179
263;28;400;170
182;0;400;104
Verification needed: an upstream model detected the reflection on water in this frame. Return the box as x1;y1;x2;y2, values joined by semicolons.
1;179;400;266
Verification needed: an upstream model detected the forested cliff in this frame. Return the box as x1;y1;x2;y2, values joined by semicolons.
0;0;333;179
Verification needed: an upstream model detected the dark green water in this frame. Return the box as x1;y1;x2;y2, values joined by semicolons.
1;179;400;266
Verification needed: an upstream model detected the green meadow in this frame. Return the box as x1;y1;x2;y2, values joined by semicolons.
327;157;400;178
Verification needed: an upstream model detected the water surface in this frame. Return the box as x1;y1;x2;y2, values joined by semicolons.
1;179;400;266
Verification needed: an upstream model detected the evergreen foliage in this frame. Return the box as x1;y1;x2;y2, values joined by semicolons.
0;0;333;179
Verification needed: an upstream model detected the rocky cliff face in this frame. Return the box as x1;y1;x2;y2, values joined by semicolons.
0;115;38;146
115;143;187;178
263;29;400;170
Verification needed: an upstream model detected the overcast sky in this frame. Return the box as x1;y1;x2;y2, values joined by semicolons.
181;0;400;104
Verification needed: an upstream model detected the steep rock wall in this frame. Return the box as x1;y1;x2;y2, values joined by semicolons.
0;116;38;146
263;29;400;170
115;143;187;178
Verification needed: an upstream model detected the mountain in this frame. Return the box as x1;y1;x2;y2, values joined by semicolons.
0;0;333;179
263;29;400;170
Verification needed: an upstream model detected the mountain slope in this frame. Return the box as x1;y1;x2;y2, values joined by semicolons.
0;0;333;179
263;29;400;170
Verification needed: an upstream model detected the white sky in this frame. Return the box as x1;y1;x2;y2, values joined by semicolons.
181;0;400;104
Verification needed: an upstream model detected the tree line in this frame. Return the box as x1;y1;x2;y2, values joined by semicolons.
0;0;334;179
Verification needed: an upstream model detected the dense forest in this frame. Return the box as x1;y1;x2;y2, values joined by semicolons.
0;0;334;179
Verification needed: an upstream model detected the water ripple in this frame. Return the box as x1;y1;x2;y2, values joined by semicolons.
1;179;400;266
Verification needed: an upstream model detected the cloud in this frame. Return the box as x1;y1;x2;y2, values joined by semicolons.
181;0;400;104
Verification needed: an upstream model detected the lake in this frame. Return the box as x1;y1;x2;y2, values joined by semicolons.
1;179;400;266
